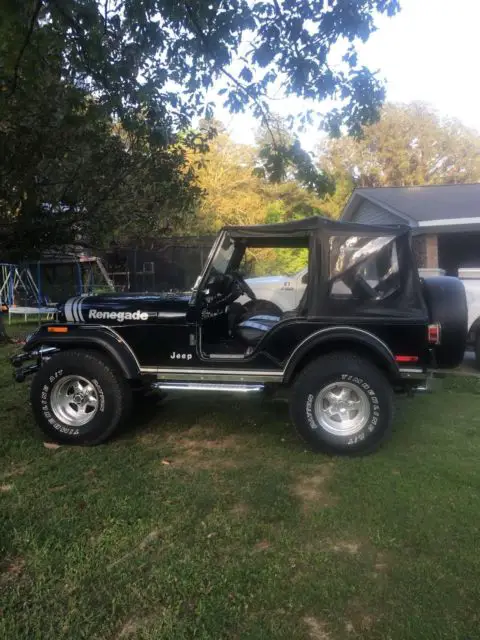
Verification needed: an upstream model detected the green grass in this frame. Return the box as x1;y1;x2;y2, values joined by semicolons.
2;333;480;639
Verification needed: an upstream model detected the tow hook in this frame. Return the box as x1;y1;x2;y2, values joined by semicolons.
10;346;59;383
14;364;40;383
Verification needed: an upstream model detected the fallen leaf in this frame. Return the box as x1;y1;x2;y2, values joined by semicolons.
254;540;271;551
139;529;161;550
206;532;216;539
0;484;13;493
48;485;67;493
43;442;60;450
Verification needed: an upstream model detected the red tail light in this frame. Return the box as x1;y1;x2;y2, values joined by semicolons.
428;323;441;345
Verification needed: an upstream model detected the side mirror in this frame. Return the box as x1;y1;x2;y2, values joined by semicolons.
301;273;308;284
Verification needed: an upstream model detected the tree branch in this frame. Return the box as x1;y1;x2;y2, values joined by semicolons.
182;1;279;149
10;0;43;96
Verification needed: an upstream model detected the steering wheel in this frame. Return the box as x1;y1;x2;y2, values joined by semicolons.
231;271;256;301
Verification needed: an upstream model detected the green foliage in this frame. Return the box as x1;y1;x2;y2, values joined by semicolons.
189;130;328;238
318;102;480;216
244;246;308;277
3;0;400;139
255;115;335;196
0;0;400;255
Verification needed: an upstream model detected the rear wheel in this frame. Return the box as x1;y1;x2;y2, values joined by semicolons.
290;352;393;455
30;350;132;445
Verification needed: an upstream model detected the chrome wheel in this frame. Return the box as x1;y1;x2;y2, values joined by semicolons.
314;382;370;436
50;375;99;428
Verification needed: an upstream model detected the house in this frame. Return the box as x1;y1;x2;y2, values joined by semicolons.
341;184;480;275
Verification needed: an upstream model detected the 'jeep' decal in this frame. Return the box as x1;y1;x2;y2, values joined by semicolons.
88;309;149;322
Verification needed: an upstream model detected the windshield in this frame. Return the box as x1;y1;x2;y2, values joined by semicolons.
210;235;235;275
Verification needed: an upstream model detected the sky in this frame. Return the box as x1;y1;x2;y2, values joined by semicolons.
216;0;480;151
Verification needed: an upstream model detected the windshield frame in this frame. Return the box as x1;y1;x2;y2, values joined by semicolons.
189;231;233;306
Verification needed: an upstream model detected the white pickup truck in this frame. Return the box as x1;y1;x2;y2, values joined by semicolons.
458;268;480;366
242;268;308;314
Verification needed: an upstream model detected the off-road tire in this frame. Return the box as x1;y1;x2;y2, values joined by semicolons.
30;349;132;445
290;352;393;455
475;334;480;371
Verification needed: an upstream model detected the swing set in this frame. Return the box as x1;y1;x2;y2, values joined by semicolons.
0;256;115;323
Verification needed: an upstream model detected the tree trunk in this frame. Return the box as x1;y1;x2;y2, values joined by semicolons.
0;309;10;343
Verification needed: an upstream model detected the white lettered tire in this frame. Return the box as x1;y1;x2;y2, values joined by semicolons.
30;350;132;445
290;352;393;455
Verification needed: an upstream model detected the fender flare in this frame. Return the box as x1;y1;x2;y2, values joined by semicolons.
283;326;400;383
24;326;141;379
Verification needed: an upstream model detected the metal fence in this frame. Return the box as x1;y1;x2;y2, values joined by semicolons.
103;237;216;293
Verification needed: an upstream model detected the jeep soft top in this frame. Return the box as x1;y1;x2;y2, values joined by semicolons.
12;216;468;454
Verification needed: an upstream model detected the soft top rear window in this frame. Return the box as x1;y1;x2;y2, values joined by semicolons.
329;235;400;301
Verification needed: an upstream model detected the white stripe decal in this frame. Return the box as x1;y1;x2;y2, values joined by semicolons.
77;296;86;322
72;297;80;322
64;298;74;322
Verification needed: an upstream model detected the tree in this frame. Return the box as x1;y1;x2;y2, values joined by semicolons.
189;128;327;275
318;103;480;215
0;3;206;257
0;308;9;344
189;133;269;233
255;115;334;196
189;128;329;233
1;0;401;254
3;1;400;135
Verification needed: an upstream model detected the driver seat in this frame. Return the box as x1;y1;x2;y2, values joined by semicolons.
236;287;308;347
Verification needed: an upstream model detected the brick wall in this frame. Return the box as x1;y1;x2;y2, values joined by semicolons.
412;234;438;269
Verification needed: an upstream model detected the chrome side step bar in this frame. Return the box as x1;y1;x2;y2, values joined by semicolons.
152;382;264;393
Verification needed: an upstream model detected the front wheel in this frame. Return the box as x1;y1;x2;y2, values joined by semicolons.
290;352;393;455
30;349;132;445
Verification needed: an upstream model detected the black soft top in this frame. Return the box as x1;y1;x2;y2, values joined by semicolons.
224;216;425;319
225;215;410;242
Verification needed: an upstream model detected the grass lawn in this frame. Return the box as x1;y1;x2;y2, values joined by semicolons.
1;327;480;639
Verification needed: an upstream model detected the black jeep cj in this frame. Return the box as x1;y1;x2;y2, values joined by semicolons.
12;217;468;455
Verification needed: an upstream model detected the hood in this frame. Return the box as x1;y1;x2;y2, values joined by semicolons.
59;292;191;325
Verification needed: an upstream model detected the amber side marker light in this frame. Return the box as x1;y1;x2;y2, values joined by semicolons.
395;355;419;363
48;326;69;333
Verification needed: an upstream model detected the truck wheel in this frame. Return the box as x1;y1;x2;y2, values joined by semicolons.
475;334;480;370
290;353;393;455
30;350;132;445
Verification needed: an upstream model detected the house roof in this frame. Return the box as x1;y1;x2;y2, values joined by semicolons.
342;183;480;232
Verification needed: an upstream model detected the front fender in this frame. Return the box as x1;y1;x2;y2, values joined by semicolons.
283;326;400;383
23;325;141;379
